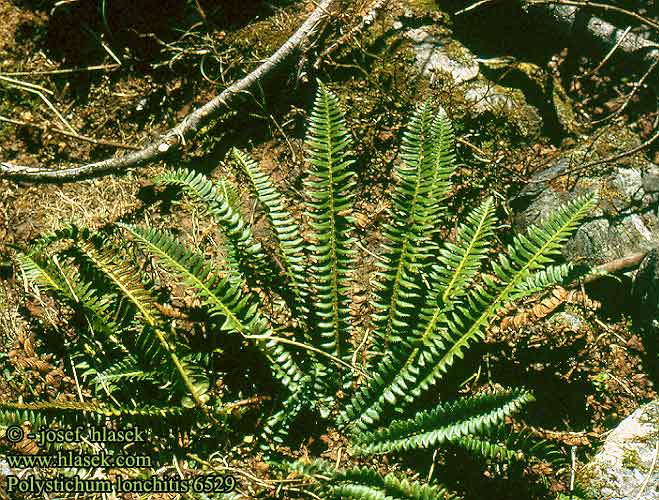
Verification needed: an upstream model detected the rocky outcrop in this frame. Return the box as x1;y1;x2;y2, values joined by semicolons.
511;126;659;266
578;400;659;500
404;26;544;139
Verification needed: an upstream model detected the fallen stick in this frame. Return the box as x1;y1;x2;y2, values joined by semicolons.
568;250;648;288
527;2;659;74
0;0;335;182
526;0;659;32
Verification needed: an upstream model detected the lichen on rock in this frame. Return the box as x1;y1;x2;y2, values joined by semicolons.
579;400;659;500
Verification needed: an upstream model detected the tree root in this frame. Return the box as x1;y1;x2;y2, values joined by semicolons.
0;0;335;182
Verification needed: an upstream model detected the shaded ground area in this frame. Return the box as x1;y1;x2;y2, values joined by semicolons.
0;1;658;499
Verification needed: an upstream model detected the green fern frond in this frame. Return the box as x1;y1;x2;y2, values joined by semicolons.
214;177;240;209
15;252;64;292
453;425;565;466
232;148;307;314
411;193;597;392
371;102;435;351
350;388;534;455
370;103;457;365
290;459;458;500
73;232;210;409
511;263;574;298
338;198;495;430
435;197;496;301
177;353;212;409
25;226;211;411
15;251;120;334
0;400;184;420
428;107;456;204
156;168;275;288
119;224;304;390
494;195;598;286
73;238;162;328
92;355;154;394
303;81;356;365
260;376;313;450
120;224;260;334
344;193;596;430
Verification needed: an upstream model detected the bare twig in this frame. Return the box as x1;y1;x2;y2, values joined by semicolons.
572;127;659;172
0;63;121;77
0;75;55;95
192;0;208;25
569;445;576;493
0;0;336;182
245;334;370;379
592;58;659;124
633;438;659;500
314;0;388;69
588;25;632;75
532;126;659;184
223;395;272;412
525;0;659;32
455;0;499;16
0;115;140;150
0;75;77;134
568;251;648;288
528;3;659;73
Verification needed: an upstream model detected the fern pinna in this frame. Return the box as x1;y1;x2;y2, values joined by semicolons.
6;81;597;499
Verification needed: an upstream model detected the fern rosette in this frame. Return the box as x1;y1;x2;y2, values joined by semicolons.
6;81;597;499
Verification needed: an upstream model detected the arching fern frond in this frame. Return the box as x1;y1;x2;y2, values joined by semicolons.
494;195;598;286
156;168;276;290
434;196;496;301
232;147;307;316
404;193;598;402
73;238;162;328
91;354;155;394
370;102;437;354
0;400;185;423
342;193;596;431
259;375;313;451
290;459;458;500
428;107;456;205
350;388;534;455
453;425;565;467
339;197;495;430
119;224;304;391
15;251;120;334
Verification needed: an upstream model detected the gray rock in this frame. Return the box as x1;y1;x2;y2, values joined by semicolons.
404;26;543;138
579;400;659;500
405;28;480;83
549;311;585;331
512;127;659;265
463;81;544;138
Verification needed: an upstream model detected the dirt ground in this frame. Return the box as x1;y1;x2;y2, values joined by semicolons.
0;1;658;499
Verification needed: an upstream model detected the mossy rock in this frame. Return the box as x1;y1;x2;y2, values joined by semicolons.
578;400;659;500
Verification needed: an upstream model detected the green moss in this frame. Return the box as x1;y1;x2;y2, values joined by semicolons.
552;75;583;135
622;448;644;470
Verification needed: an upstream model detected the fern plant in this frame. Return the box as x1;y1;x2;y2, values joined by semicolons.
4;81;596;499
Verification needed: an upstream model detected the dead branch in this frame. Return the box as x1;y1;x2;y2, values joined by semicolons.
570;126;659;173
0;0;336;182
568;251;648;288
314;0;389;69
526;2;659;73
525;0;659;32
592;251;648;277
